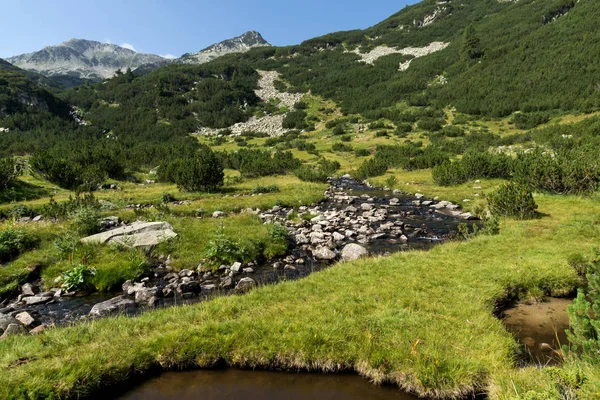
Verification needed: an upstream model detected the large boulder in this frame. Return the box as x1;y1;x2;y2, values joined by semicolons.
312;246;337;260
81;221;177;252
89;296;137;317
341;244;368;261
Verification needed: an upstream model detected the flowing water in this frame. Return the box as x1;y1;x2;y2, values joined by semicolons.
115;369;417;400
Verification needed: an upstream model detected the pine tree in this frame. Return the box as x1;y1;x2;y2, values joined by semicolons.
460;24;482;61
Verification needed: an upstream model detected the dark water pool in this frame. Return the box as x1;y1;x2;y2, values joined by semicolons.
503;298;572;365
115;369;417;400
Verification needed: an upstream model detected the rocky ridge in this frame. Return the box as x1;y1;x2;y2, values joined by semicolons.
196;70;303;137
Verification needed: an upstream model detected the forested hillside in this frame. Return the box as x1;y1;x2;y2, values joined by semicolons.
1;0;598;190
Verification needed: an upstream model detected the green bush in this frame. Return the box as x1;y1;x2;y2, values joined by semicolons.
264;223;289;259
0;157;21;189
354;148;371;157
160;148;224;192
295;159;340;183
487;182;538;220
71;206;101;236
332;125;346;135
282;110;308;130
0;224;38;262
511;112;551;130
375;130;388;137
395;123;413;136
432;161;467;186
441;125;465;137
252;184;280;194
417;118;444;132
565;248;600;363
332;143;353;152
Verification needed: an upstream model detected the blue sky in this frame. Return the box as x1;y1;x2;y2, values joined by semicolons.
0;0;419;58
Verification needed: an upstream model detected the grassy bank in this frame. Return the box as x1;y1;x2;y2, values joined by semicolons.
1;193;598;398
0;175;326;297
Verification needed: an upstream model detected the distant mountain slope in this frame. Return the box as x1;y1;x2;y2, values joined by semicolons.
179;31;270;64
0;58;63;89
7;39;167;88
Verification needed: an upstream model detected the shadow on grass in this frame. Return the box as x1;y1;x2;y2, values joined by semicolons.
0;181;51;204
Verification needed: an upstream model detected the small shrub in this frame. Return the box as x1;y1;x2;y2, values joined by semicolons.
332;143;353;152
332;125;346;135
71;206;101;236
0;157;22;189
511;112;551;130
252;184;280;194
294;101;308;110
0;224;38;262
487;182;538;219
354;148;370;157
442;125;465;137
282;110;308;130
375;130;388;137
417;118;444;132
161;192;176;203
264;223;289;259
340;135;352;142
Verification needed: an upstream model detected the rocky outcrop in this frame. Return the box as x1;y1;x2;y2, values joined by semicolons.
196;70;303;137
348;42;450;71
81;221;177;252
180;31;270;64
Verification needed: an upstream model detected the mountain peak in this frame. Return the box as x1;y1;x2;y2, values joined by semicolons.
181;31;270;64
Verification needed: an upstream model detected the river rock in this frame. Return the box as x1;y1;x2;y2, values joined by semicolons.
177;281;200;294
231;262;243;273
30;325;48;335
341;244;368;261
134;288;160;307
21;283;38;297
21;295;53;306
15;312;35;327
0;315;20;334
89;296;137;317
235;277;256;292
0;323;26;340
312;246;336;260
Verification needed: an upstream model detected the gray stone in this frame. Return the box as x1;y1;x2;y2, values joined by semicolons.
312;246;336;260
21;283;38;297
177;281;200;294
220;277;234;289
15;312;35;327
134;288;160;307
231;262;243;273
0;315;20;334
0;324;26;340
360;203;373;211
235;277;256;292
89;296;137;317
295;234;309;244
212;211;225;218
81;221;177;252
341;244;368;261
21;296;53;306
332;232;345;242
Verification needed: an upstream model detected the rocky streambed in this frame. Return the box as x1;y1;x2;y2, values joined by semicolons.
0;176;478;338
